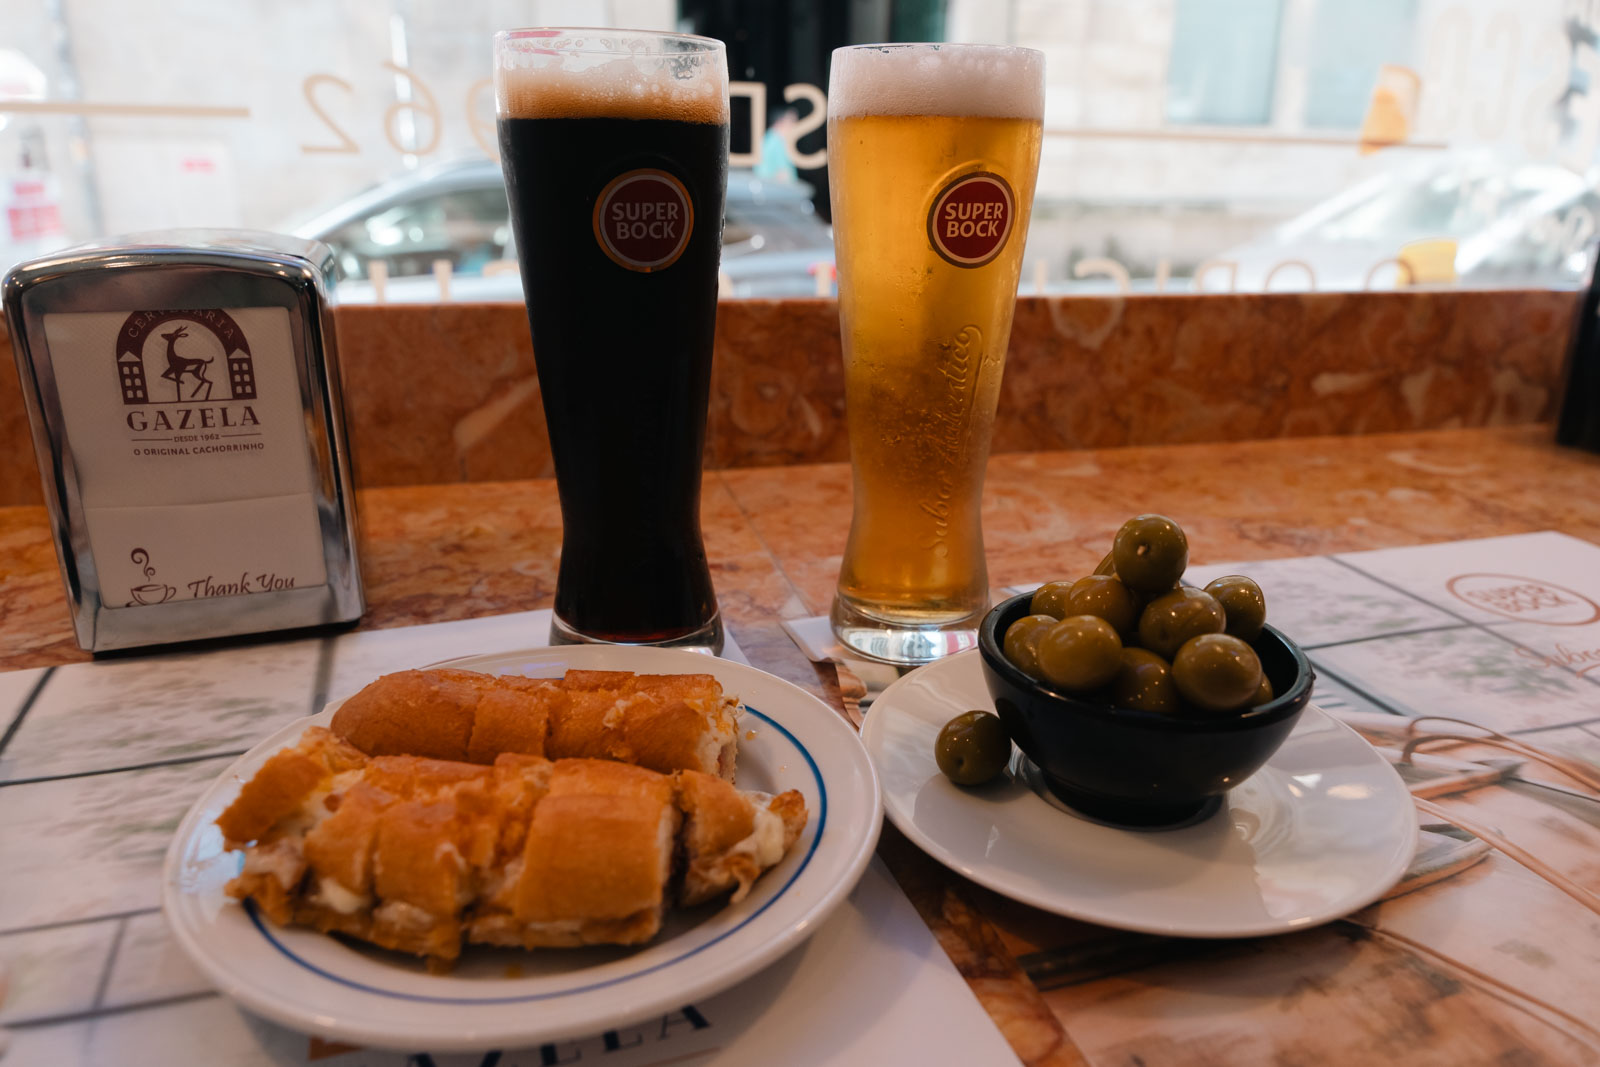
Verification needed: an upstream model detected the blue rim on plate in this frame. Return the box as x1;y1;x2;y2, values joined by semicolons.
242;703;827;1004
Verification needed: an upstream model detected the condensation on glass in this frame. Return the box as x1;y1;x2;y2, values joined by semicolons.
827;42;1045;665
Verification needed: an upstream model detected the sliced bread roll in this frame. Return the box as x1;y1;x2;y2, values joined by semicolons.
329;668;738;780
218;730;805;969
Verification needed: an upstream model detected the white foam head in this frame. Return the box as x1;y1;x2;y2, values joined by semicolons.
829;43;1044;120
495;29;728;124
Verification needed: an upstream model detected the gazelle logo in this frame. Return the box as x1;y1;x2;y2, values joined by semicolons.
118;310;257;405
117;310;262;437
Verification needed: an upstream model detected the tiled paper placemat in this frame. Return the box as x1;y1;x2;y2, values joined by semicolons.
1184;532;1600;749
781;532;1600;1063
786;532;1600;759
0;609;1018;1066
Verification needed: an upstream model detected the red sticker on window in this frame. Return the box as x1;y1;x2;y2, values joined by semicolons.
927;172;1015;268
593;169;694;272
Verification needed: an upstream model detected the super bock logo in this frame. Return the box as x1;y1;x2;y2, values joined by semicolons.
116;309;257;405
592;169;695;272
927;172;1015;269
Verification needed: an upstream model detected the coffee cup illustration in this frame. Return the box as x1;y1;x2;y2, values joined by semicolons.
130;582;177;605
125;547;177;606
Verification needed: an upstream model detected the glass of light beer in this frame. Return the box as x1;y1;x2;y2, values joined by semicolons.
495;29;729;650
828;43;1044;665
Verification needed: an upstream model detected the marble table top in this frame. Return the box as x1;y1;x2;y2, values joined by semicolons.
2;424;1599;1065
5;424;1599;676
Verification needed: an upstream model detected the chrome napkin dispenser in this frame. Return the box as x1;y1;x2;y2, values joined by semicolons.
3;230;364;651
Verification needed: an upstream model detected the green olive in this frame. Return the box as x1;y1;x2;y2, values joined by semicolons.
1123;580;1177;621
1065;574;1139;640
1109;647;1179;713
1030;581;1076;620
1172;634;1264;713
1204;575;1267;642
1094;550;1117;577
1112;515;1189;593
1252;672;1276;708
1036;615;1123;691
1138;587;1226;660
935;710;1012;785
1003;614;1058;679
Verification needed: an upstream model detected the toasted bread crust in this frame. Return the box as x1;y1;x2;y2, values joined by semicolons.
216;727;365;846
226;869;299;925
514;793;675;924
363;754;493;799
373;799;470;919
330;670;484;761
467;684;563;763
770;789;808;843
548;757;677;804
467;908;662;948
515;758;678;926
302;781;392;894
677;770;756;855
677;772;807;906
221;722;802;969
331;668;737;779
217;748;324;846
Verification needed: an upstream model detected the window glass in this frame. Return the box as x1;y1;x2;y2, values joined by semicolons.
1165;0;1285;126
0;0;1592;299
1303;0;1419;129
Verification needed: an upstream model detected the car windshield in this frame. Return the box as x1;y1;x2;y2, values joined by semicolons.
1312;167;1574;244
324;186;511;280
722;203;823;257
313;168;831;281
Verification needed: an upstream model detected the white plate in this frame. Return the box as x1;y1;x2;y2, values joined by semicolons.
163;645;882;1052
861;650;1416;938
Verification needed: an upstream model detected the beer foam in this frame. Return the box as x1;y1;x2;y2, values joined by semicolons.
497;57;727;124
828;44;1044;120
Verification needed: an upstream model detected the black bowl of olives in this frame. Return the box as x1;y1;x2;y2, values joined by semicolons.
976;515;1314;830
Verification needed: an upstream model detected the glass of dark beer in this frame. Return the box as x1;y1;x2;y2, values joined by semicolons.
495;28;729;651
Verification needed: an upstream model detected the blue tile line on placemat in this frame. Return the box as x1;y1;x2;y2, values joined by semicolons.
244;702;828;1004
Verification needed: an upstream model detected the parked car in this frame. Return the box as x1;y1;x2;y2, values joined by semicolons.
1218;155;1596;291
288;158;834;301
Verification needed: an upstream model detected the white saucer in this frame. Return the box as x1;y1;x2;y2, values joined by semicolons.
861;650;1416;938
164;645;882;1052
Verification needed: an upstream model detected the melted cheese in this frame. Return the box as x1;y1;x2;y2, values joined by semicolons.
285;768;367;837
691;694;742;779
241;839;304;889
729;803;787;868
313;878;367;915
374;900;433;931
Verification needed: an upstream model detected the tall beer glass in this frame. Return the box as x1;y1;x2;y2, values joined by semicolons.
828;44;1044;665
495;29;729;650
